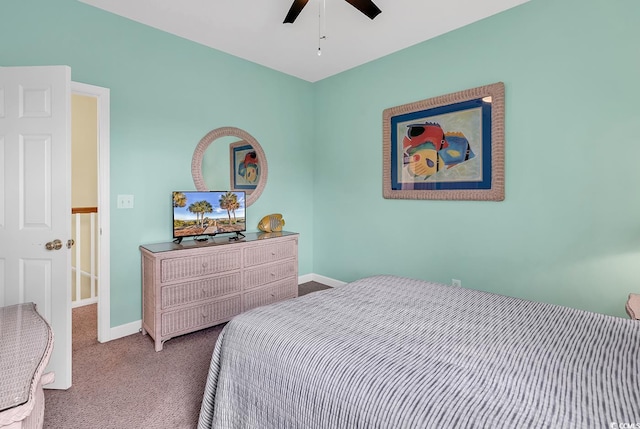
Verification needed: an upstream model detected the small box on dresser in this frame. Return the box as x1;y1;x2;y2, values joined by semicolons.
140;231;298;351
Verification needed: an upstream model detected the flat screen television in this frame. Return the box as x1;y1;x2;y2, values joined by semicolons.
172;191;246;243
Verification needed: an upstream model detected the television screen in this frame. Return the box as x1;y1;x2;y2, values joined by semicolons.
172;191;246;240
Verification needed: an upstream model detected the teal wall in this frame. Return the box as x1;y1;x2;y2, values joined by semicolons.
313;0;640;317
0;0;315;326
1;0;638;325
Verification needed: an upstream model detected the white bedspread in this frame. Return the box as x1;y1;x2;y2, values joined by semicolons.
199;275;640;428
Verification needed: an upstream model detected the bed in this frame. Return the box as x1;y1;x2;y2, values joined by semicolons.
198;275;640;428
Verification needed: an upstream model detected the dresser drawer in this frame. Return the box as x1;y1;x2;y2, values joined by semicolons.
161;272;241;310
244;240;296;267
244;278;298;311
243;259;297;290
161;250;241;283
161;296;242;336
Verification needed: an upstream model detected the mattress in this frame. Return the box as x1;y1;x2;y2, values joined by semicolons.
198;275;640;428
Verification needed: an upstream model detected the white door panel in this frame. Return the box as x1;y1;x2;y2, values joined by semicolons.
0;259;4;307
22;258;53;321
20;86;52;118
0;136;4;229
0;65;72;389
21;134;52;228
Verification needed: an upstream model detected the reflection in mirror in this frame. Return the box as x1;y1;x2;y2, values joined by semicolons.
229;141;260;195
201;135;236;191
192;127;268;207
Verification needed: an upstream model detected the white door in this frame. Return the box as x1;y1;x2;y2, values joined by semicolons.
0;65;72;389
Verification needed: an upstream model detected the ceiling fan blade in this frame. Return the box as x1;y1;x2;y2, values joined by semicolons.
283;0;310;24
344;0;382;20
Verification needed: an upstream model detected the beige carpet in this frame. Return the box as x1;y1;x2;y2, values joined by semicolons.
44;281;330;429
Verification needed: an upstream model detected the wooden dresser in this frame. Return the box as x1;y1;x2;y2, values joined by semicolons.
140;231;298;351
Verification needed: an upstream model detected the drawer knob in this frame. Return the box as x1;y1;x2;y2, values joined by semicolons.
271;252;276;256
270;272;276;276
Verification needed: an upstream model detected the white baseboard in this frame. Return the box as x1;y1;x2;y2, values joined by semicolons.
104;273;346;342
72;297;98;309
299;273;347;288
106;319;142;342
298;273;315;284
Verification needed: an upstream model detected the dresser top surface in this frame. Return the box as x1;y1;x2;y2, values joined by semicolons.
140;231;298;254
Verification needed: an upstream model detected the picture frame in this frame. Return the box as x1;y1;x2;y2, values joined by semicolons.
382;82;504;201
229;140;259;193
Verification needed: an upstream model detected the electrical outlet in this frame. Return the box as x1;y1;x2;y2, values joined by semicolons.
452;279;462;287
117;194;134;209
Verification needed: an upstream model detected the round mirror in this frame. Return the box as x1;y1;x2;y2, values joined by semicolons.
191;127;268;207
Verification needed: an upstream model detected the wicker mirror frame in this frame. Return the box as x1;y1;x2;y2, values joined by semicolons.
191;126;268;207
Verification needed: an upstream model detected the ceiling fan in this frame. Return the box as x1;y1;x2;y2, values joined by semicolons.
283;0;382;24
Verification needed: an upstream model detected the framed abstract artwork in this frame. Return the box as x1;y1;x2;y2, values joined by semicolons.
230;140;259;193
382;82;505;201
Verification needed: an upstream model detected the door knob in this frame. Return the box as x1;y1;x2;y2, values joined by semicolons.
67;239;75;249
45;239;63;251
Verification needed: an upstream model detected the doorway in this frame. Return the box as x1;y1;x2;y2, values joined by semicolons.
70;82;111;344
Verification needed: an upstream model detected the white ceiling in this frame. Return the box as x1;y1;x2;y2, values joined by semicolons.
79;0;530;82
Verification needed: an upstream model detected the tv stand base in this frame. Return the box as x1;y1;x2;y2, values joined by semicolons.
229;232;245;241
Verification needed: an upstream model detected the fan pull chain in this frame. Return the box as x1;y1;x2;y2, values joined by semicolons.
318;0;326;56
